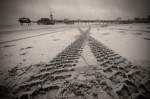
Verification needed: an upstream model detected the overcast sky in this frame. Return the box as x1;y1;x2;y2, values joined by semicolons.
0;0;150;25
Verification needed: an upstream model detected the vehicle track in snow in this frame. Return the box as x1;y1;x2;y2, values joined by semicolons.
88;36;150;99
12;29;89;99
8;27;150;99
0;28;73;44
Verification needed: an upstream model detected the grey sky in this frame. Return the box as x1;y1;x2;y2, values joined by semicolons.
0;0;150;25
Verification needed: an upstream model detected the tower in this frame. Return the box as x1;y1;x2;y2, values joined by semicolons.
50;13;53;21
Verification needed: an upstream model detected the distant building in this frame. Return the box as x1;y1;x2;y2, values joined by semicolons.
64;19;74;24
134;16;150;23
37;13;55;25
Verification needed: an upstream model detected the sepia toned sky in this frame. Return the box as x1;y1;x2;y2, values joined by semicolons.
0;0;150;25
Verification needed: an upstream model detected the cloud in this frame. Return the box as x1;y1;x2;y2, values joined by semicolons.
0;0;150;25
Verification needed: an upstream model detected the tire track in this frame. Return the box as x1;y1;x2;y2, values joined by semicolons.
13;30;89;99
8;27;150;99
88;36;150;99
0;28;72;44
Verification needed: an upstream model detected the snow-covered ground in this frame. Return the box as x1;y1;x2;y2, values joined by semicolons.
0;23;150;99
0;25;81;72
0;23;150;73
91;23;150;69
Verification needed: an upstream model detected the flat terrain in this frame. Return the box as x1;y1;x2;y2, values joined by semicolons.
0;23;150;99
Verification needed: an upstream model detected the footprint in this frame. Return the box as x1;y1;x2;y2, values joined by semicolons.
20;52;27;56
25;46;33;49
3;44;16;48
